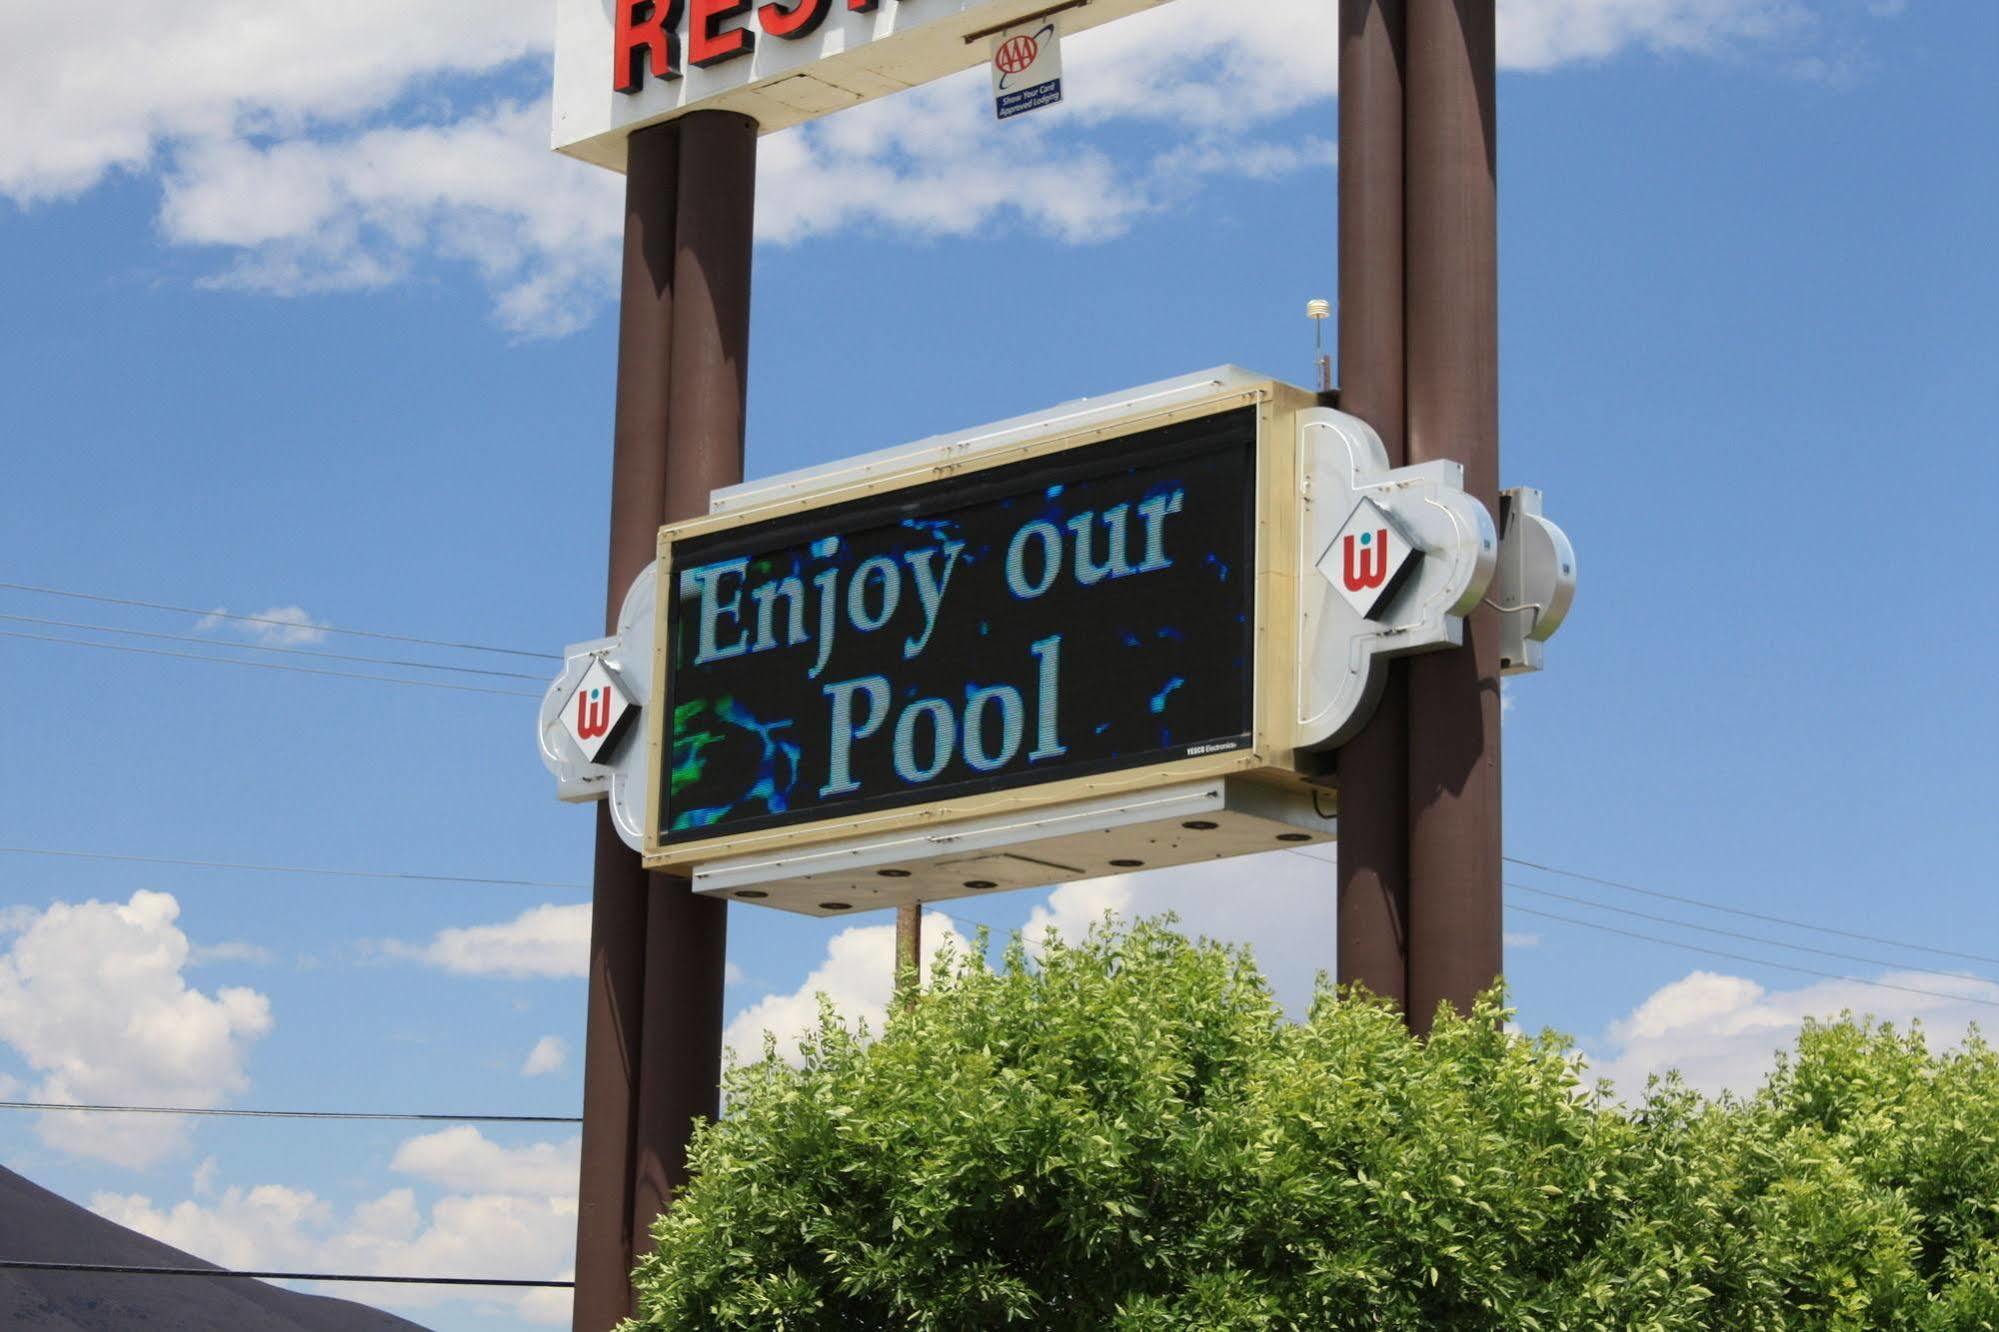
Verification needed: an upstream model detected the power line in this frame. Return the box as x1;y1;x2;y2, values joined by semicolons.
1507;855;1999;968
1509;904;1999;1011
1297;847;1995;973
0;612;546;681
0;845;588;892
0;1260;570;1289
0;628;540;698
0;582;559;661
1507;881;1995;986
0;1101;578;1125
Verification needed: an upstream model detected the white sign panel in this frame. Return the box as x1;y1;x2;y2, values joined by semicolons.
554;0;1178;170
539;565;657;851
1294;409;1498;752
990;18;1063;120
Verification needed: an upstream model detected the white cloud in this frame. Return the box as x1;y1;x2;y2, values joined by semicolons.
1497;0;1807;71
1505;931;1543;950
93;1128;578;1324
0;1;548;203
1020;850;1339;1017
0;892;273;1167
194;605;333;647
161;103;624;339
391;1126;580;1196
723;913;968;1061
0;0;1826;335
406;903;590;979
189;940;277;967
701;852;1342;1063
520;1035;567;1078
1585;968;1999;1100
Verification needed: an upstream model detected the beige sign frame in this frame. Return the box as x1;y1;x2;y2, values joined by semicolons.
643;377;1320;874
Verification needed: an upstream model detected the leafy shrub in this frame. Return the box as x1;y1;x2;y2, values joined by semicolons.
624;918;1999;1331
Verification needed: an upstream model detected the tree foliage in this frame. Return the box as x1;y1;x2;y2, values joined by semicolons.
624;918;1999;1330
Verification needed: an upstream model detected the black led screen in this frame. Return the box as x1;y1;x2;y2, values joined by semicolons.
660;408;1258;845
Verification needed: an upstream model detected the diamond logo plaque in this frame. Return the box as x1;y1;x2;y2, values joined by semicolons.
561;657;636;765
1320;497;1420;620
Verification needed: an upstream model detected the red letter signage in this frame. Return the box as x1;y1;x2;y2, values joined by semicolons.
758;0;832;39
688;0;756;67
614;0;684;93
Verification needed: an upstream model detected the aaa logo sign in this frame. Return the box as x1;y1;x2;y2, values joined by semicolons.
990;20;1063;121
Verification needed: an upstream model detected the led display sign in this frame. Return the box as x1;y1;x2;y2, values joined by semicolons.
657;409;1257;846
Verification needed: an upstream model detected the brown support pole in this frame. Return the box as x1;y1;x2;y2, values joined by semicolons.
1335;0;1411;1012
895;904;922;1001
1404;0;1503;1034
573;122;681;1332
627;107;758;1270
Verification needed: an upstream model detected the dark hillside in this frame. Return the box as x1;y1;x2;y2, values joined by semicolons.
0;1165;431;1330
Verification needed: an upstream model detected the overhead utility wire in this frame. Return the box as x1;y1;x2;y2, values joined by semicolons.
0;628;540;698
0;845;588;892
1506;855;1999;968
1509;904;1999;1011
0;581;559;661
0;1260;570;1290
1286;847;1996;973
0;1100;578;1125
1507;881;1996;986
0;612;546;681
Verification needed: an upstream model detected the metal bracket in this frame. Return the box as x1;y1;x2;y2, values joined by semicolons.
1492;486;1577;676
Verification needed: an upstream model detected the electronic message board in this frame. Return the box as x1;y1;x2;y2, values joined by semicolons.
656;409;1258;849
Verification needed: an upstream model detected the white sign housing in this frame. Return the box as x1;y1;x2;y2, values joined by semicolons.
554;0;1179;170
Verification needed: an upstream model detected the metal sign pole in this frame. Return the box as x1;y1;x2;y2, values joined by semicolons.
1334;0;1412;1013
1405;0;1503;1033
571;109;755;1332
572;120;681;1332
630;107;755;1247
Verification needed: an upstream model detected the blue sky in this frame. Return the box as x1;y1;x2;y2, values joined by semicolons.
2;1;1994;1326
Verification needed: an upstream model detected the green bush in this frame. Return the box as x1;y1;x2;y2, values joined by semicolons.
624;918;1999;1330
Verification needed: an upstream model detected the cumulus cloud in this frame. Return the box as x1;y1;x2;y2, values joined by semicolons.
93;1127;577;1324
1496;0;1808;70
391;1126;579;1196
193;605;333;647
723;913;969;1061
1018;850;1340;1016
160;103;624;339
520;1035;568;1078
1585;967;1999;1100
0;0;547;203
403;903;590;979
0;0;1830;335
0;892;273;1167
189;940;277;967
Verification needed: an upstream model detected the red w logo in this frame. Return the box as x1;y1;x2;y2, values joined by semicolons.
576;688;613;741
1343;530;1390;592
